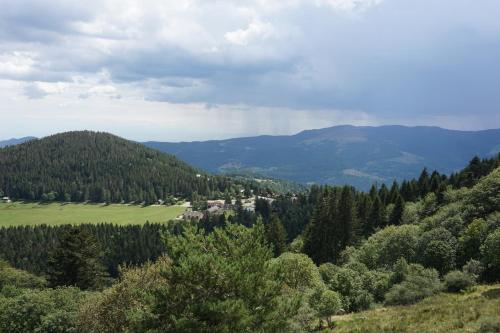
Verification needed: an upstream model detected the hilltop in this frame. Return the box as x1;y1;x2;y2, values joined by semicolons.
0;131;238;203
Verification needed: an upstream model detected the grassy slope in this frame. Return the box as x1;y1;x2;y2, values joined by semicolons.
0;202;186;226
329;284;500;333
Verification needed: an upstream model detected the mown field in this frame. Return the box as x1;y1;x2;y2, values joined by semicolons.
329;284;500;333
0;202;186;226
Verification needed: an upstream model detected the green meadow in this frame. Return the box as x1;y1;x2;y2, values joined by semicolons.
0;202;186;226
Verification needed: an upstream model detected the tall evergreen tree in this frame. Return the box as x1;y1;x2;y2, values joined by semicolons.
337;186;357;247
266;215;287;256
388;193;405;226
379;184;390;205
303;196;333;264
367;195;385;232
389;181;400;204
47;227;108;290
418;168;431;198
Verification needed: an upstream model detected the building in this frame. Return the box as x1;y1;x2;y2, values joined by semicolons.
182;211;204;220
207;206;225;215
207;200;225;208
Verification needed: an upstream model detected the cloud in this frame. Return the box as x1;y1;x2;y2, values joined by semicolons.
1;0;500;139
0;52;36;78
23;82;48;99
225;20;276;46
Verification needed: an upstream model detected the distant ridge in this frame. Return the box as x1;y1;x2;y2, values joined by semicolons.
144;125;500;189
0;136;37;148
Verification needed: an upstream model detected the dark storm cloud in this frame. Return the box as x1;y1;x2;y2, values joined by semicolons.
0;0;499;126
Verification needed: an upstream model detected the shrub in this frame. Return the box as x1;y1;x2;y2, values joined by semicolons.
268;252;323;292
482;228;500;270
443;270;475;292
467;167;500;218
0;287;87;333
309;288;343;328
326;266;374;312
459;219;488;262
77;257;170;333
356;225;421;269
418;227;457;274
318;263;340;287
0;260;47;289
384;264;443;306
462;259;484;280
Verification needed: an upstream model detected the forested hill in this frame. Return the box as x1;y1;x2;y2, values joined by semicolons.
144;125;500;189
0;131;238;203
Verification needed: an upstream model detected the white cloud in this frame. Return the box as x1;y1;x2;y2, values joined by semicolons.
225;20;276;46
316;0;383;12
0;52;36;77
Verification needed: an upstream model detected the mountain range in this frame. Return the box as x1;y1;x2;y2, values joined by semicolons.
0;137;36;148
144;125;500;189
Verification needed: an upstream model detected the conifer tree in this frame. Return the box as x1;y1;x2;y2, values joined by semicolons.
389;193;405;226
337;186;357;247
418;168;430;197
266;215;287;256
47;227;108;290
368;195;385;232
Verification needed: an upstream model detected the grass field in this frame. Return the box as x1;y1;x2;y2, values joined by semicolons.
0;202;187;226
329;284;500;333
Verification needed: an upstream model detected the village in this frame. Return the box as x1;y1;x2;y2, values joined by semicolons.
177;195;275;221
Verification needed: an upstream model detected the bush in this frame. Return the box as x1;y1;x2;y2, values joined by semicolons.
384;264;443;306
443;270;475;292
355;225;421;269
309;288;343;328
268;252;323;292
77;257;170;333
482;228;500;270
418;227;457;274
0;287;87;333
462;259;484;280
0;260;47;289
479;316;500;333
326;266;374;312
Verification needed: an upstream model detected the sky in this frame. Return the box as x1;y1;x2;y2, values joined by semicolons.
0;0;499;141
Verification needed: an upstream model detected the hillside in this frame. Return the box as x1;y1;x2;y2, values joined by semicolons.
144;125;500;189
0;131;236;203
331;284;500;333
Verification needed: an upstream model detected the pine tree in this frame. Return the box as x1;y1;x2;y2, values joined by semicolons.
303;197;331;264
388;193;405;225
418;168;430;197
266;215;287;256
337;186;357;247
388;181;400;204
368;195;385;232
379;184;389;205
47;227;108;290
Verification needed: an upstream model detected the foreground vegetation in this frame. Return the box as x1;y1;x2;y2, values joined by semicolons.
0;155;499;332
331;284;500;333
0;202;186;226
